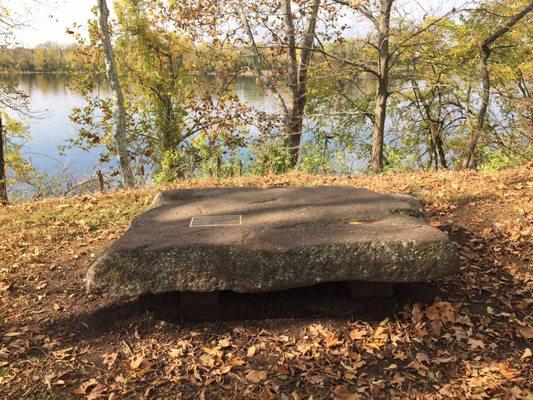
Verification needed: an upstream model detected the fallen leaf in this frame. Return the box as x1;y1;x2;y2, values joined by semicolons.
129;355;150;372
517;325;533;339
246;369;268;383
199;354;215;368
86;383;106;400
520;348;531;360
499;363;521;379
349;329;366;340
247;345;256;357
468;338;485;350
73;379;98;395
220;365;232;374
218;337;231;348
102;352;118;370
325;332;343;348
3;332;23;338
333;385;362;400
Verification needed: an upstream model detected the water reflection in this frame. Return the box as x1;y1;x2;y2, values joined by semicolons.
1;73;288;179
1;73;361;181
1;73;108;179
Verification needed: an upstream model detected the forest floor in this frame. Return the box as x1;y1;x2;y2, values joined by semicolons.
0;166;532;400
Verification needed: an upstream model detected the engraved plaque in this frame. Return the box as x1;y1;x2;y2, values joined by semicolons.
190;215;242;227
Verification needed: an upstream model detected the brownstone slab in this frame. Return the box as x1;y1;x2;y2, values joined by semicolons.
86;186;460;296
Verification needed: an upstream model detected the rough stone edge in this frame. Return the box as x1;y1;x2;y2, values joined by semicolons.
148;191;166;210
86;240;460;297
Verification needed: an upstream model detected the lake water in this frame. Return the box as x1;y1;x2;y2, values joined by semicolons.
4;73;280;181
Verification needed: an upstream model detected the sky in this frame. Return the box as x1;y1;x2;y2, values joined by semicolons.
10;0;468;48
10;0;102;47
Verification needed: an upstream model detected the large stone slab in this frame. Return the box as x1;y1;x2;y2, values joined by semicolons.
86;186;459;296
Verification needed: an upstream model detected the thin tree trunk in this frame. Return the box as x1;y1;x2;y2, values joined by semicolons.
464;45;490;169
282;0;301;166
372;78;388;173
283;0;321;167
97;169;105;193
97;0;135;188
463;1;533;168
240;0;320;168
286;113;304;166
410;76;448;170
435;129;448;169
371;0;392;173
0;115;7;204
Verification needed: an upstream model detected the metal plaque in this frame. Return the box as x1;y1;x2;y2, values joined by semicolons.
190;215;242;227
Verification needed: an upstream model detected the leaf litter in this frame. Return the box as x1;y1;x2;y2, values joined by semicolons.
0;165;531;399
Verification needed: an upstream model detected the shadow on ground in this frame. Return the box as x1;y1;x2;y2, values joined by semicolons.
44;280;444;342
41;224;520;350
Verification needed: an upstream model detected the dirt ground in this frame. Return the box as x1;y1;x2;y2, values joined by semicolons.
0;166;531;399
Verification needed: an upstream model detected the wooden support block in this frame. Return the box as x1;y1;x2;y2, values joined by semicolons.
346;281;394;298
180;291;219;306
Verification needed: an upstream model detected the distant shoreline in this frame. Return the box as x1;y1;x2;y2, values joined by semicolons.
0;69;277;77
0;70;73;74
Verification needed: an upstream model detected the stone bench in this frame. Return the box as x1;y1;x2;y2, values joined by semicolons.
86;186;459;304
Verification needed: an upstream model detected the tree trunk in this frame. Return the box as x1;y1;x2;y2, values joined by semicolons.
0;115;7;204
435;129;448;169
282;0;301;167
97;0;135;188
240;0;320;168
372;78;388;173
286;110;304;166
371;0;392;174
463;1;533;168
464;45;490;169
409;71;448;170
284;0;321;168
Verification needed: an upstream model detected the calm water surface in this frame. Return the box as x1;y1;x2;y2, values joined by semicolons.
5;73;277;180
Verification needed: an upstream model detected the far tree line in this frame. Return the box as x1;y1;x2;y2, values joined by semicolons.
0;43;81;72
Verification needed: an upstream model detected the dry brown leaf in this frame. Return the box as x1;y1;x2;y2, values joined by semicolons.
499;363;521;379
468;338;485;350
73;379;98;395
349;329;366;340
3;331;23;337
129;355;150;371
199;354;215;368
220;365;232;374
517;325;533;339
86;383;107;400
425;306;440;321
218;337;231;348
247;345;256;357
325;332;343;348
246;369;268;383
102;352;118;370
520;348;531;360
333;385;362;400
